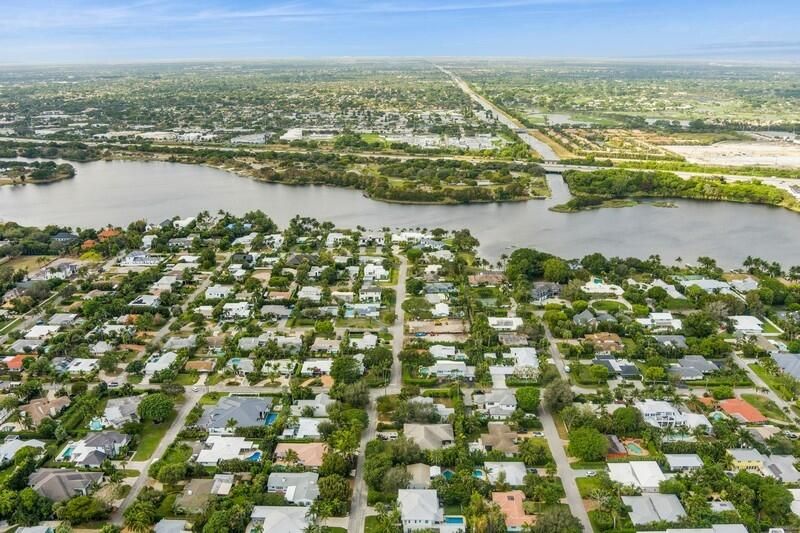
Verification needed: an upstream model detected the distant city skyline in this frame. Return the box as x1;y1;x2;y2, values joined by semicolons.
1;0;799;64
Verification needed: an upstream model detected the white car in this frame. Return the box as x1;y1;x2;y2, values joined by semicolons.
586;470;597;477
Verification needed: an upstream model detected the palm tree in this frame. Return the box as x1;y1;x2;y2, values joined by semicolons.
283;448;300;466
225;418;238;432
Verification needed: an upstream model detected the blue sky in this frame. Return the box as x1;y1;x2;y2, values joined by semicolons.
1;0;799;64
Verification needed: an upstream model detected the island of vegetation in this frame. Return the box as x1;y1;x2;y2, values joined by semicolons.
0;161;75;185
552;168;800;213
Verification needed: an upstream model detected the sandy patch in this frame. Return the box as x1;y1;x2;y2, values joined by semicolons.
665;141;800;168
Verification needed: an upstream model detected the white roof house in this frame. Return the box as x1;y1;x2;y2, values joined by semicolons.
729;315;764;335
484;461;527;486
282;417;329;440
665;453;704;472
144;351;178;375
432;302;450;318
66;358;99;374
363;263;389;281
430;345;467;360
397;489;444;532
608;461;665;492
0;436;45;463
488;317;524;331
250;506;309;533
636;312;682;331
635;400;685;428
298;286;323;302
196;436;258;466
350;333;378;351
25;325;60;340
222;302;251;320
205;285;233;300
301;359;333;376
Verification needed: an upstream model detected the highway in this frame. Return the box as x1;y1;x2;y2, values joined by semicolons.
434;64;561;161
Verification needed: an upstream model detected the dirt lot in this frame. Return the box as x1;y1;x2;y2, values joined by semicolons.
665;141;800;168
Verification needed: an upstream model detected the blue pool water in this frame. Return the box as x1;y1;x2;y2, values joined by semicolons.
472;469;485;479
442;470;454;480
89;418;104;431
247;451;262;461
62;447;74;458
265;413;278;425
444;516;464;524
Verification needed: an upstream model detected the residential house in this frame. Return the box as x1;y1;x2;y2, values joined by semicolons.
608;461;666;492
20;395;71;426
363;263;389;282
196;436;259;466
267;472;319;506
468;271;506;286
730;315;764;336
719;398;768;424
531;282;560;302
273;443;328;469
101;396;142;428
144;351;178;375
249;506;308;533
484;462;527;486
291;393;335;417
423;360;475;380
492;491;535;531
592;355;641;379
301;359;333;377
205;285;233;300
0;436;45;463
585;332;624;353
398;489;444;532
129;294;160;308
478;423;519;456
403;424;455;450
488;317;524;331
621;494;687;525
28;469;103;502
120;250;160;267
665;454;704;472
57;431;130;467
222;302;250;320
297;286;323;303
636;312;682;331
476;389;517;420
359;285;383;303
281;417;328;440
198;396;273;434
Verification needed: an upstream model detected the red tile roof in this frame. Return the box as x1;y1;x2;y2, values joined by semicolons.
719;398;768;423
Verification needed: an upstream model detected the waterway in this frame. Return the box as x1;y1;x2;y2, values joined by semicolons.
1;158;799;266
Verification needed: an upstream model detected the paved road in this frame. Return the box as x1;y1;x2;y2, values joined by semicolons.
541;323;593;532
110;378;206;524
732;355;798;423
435;65;561;161
348;253;407;533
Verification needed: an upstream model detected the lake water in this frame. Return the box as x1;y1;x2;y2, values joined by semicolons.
1;158;799;266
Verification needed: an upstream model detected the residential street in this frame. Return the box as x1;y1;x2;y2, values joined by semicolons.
347;252;407;532
542;323;593;532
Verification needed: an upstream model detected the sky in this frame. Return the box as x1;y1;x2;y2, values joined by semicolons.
1;0;799;64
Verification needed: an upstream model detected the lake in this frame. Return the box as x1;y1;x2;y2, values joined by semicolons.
1;158;799;266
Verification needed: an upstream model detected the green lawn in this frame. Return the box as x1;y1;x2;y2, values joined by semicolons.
200;392;224;405
590;300;626;313
741;393;788;422
175;373;199;385
576;476;604;498
749;363;794;401
133;409;178;460
364;516;380;533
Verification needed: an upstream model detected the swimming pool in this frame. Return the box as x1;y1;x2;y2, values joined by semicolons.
472;469;485;479
265;413;278;425
89;418;104;431
626;442;644;455
444;516;465;524
442;469;454;480
61;447;74;459
247;451;262;461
